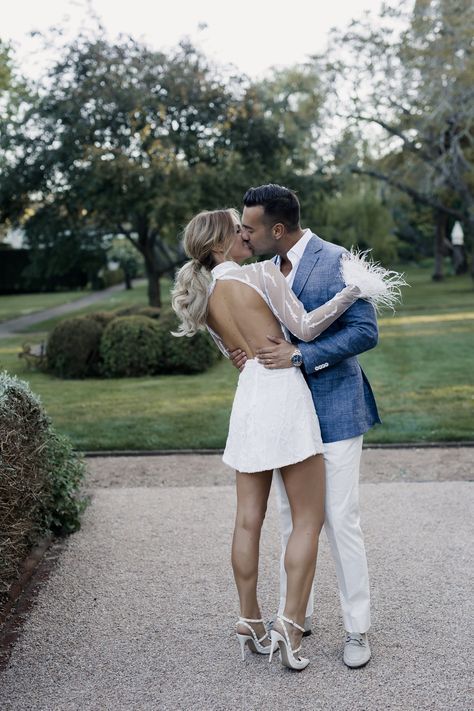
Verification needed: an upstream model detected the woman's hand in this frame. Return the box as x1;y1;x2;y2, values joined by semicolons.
256;336;296;369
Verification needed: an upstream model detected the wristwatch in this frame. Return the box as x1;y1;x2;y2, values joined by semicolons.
291;348;303;367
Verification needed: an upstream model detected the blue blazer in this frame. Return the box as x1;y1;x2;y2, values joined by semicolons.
284;234;381;443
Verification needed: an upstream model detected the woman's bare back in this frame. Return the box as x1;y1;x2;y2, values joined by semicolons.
207;279;285;358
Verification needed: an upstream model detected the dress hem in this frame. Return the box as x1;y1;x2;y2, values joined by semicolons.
222;446;325;474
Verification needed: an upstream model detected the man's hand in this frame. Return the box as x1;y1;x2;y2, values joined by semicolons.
229;348;248;372
256;336;296;369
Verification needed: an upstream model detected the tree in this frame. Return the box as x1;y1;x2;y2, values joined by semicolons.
0;36;238;304
108;239;143;289
314;0;474;278
315;131;399;263
0;37;329;302
0;40;30;216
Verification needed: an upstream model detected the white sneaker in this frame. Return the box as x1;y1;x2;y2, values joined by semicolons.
343;632;371;668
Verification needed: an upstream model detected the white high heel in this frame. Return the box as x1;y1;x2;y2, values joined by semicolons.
268;614;310;670
236;616;271;660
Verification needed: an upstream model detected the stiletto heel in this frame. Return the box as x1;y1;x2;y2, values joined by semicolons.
237;633;248;661
268;630;281;663
235;617;271;660
268;615;310;671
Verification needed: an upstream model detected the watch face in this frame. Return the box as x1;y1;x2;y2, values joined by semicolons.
291;353;303;366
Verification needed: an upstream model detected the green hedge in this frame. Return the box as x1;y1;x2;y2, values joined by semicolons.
0;371;88;610
45;308;220;379
100;315;162;377
47;316;104;378
156;311;220;375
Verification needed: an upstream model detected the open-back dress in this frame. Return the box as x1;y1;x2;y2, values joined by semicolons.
206;258;366;472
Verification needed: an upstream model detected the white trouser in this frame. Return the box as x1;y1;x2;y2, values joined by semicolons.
274;435;371;634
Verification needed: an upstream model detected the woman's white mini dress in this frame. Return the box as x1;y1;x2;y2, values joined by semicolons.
207;260;363;473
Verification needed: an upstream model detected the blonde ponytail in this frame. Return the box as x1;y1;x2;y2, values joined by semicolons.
171;260;212;337
171;209;239;338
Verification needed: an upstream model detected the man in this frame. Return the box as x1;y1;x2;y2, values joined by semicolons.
230;183;380;668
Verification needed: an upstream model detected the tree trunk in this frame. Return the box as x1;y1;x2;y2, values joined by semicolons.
452;245;468;275
144;253;161;307
124;271;133;290
463;219;474;281
432;211;447;281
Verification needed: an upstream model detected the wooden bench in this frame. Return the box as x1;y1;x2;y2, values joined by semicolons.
18;343;47;369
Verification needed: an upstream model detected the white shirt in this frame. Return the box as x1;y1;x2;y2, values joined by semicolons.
276;228;313;287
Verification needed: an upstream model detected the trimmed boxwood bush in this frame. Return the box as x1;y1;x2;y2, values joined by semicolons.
113;305;161;319
0;371;88;610
44;307;219;379
135;306;161;320
85;311;117;328
47;316;104;378
100;315;163;377
156;310;221;375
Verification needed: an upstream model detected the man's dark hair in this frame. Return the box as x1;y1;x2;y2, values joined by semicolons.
243;184;300;231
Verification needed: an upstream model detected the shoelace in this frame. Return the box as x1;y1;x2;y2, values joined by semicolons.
345;633;365;647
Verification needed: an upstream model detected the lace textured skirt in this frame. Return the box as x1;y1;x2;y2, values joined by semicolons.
223;359;324;473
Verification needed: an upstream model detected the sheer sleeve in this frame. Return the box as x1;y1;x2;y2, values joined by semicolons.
206;325;230;358
258;261;361;342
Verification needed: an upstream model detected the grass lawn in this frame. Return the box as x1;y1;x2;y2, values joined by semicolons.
0;265;472;449
0;290;89;323
21;279;171;333
359;281;474;443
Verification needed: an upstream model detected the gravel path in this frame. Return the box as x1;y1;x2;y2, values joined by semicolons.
0;449;472;710
0;280;146;338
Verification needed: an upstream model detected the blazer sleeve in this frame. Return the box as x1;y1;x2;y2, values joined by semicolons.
297;260;379;373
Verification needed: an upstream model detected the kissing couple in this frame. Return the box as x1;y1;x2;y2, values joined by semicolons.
171;184;404;671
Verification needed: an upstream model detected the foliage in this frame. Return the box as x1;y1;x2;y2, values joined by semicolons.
321;188;398;264
134;306;162;320
0;371;87;609
156;310;221;375
47;316;104;378
317;130;400;262
113;305;161;319
316;0;474;275
0;247;89;294
0;37;236;305
85;311;117;328
100;315;163;377
39;429;89;535
108;239;144;288
0;33;328;305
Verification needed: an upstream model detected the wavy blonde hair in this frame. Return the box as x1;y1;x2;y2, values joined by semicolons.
171;208;240;337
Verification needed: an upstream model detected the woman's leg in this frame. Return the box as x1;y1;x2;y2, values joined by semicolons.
276;454;325;649
232;469;273;641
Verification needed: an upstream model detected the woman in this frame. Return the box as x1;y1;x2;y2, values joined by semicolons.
171;208;398;671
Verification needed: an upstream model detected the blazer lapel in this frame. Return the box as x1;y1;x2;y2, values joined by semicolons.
292;234;323;297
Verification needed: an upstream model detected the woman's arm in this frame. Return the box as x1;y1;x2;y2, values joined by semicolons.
260;261;361;342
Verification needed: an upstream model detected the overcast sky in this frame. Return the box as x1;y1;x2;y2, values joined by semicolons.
3;0;386;79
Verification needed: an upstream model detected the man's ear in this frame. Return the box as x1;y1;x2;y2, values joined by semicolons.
272;222;285;241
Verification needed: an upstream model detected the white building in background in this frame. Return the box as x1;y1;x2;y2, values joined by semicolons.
2;228;26;248
451;222;464;245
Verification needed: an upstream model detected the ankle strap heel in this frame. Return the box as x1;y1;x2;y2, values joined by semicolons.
268;615;310;671
236;616;271;659
278;614;305;634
